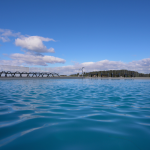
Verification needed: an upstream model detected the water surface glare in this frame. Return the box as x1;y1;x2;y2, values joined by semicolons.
0;79;150;150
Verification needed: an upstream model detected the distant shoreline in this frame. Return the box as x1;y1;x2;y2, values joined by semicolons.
0;77;150;80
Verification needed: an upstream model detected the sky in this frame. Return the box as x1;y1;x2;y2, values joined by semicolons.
0;0;150;74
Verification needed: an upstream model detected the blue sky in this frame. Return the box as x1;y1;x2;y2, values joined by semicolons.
0;0;150;74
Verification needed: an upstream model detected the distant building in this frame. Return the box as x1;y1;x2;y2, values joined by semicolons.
0;65;29;72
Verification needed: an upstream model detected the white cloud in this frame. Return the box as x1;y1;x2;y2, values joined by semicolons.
0;37;10;42
0;53;66;66
0;28;65;67
15;36;55;53
50;58;150;75
0;59;24;66
0;29;55;54
9;53;66;66
0;28;149;75
1;58;149;75
0;29;21;42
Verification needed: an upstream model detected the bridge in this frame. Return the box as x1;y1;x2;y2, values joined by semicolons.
0;71;60;77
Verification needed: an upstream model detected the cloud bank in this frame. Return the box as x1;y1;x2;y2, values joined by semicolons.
46;58;150;75
1;58;150;74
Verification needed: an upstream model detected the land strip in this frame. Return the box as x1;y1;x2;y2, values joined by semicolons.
0;77;150;80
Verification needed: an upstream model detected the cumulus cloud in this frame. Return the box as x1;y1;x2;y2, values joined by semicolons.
0;28;55;54
0;28;20;42
15;36;55;53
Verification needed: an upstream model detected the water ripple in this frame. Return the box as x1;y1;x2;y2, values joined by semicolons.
0;79;150;150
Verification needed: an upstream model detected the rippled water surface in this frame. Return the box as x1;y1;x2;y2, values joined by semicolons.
0;79;150;150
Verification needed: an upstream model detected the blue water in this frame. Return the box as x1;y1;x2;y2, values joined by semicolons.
0;79;150;150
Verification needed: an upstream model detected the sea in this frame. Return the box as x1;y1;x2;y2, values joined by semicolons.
0;79;150;150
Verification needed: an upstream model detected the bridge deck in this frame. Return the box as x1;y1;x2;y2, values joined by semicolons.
0;71;60;77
